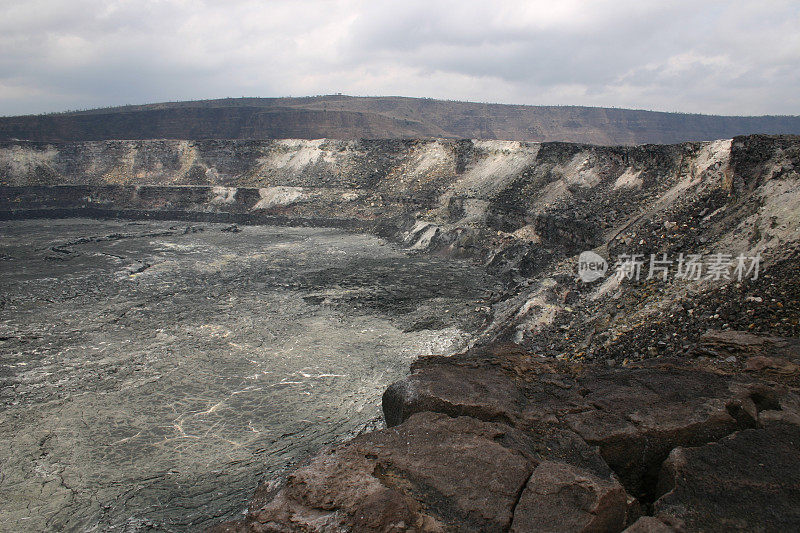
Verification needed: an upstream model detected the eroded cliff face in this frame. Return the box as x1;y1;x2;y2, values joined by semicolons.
2;136;799;351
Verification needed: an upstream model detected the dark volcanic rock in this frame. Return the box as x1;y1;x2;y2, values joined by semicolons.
560;361;759;500
622;516;680;532
693;329;800;362
383;343;783;500
510;460;627;532
240;412;627;532
654;425;800;531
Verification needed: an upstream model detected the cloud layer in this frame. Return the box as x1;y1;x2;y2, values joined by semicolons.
1;0;798;116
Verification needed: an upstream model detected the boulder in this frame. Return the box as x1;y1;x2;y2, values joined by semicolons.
654;424;800;531
510;461;627;532
383;344;784;499
244;412;627;532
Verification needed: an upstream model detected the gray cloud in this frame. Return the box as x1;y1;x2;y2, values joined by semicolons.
0;0;798;116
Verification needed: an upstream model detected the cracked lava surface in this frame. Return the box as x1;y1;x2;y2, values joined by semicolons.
0;219;499;531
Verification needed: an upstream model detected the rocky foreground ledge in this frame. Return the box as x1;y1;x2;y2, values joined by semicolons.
212;330;800;532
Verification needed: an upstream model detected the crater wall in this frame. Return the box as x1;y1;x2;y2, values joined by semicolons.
2;135;799;352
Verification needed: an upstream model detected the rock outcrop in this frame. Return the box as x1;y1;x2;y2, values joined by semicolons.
654;425;800;531
214;332;800;532
244;412;627;532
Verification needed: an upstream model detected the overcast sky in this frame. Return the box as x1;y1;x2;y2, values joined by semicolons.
1;0;798;116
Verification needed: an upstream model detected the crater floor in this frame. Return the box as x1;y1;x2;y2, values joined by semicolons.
0;219;499;531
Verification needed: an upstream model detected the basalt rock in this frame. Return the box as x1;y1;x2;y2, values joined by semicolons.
622;516;681;533
232;412;628;532
692;329;800;362
654;424;800;531
383;340;800;502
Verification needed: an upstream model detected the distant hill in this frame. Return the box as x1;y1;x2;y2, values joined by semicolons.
2;95;800;145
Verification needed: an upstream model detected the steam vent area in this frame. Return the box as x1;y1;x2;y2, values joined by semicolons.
1;135;800;532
